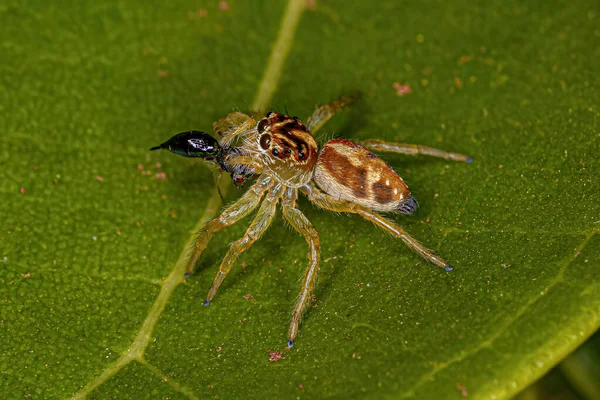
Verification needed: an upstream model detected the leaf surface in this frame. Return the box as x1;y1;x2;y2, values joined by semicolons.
1;0;599;399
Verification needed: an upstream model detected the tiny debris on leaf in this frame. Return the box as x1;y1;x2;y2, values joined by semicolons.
20;187;25;194
268;350;283;362
96;176;104;182
456;383;468;397
219;1;229;11
243;293;253;299
393;82;412;96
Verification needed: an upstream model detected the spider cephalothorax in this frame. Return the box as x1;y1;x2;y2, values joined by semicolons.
251;111;318;187
151;93;471;347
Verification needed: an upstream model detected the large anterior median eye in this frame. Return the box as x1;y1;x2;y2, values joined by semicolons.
259;134;271;150
257;119;269;134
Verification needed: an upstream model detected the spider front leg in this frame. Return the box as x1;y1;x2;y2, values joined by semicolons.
281;188;321;347
306;92;360;133
186;175;272;275
360;139;472;163
215;113;256;147
204;184;283;305
225;155;264;174
213;111;251;137
302;183;453;271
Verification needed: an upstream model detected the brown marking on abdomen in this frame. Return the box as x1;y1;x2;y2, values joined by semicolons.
371;177;395;204
314;139;411;212
319;145;369;199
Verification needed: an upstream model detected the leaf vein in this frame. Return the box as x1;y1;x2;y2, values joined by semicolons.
400;227;599;398
143;360;200;400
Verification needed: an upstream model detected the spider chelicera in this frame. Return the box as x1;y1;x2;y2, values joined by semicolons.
151;93;471;347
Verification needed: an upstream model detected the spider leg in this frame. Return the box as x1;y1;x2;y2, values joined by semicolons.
360;139;472;163
214;112;250;135
301;183;452;271
225;155;264;174
204;183;283;304
306;92;360;133
215;112;256;147
186;175;272;275
281;188;321;347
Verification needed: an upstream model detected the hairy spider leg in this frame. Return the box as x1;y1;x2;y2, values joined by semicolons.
205;183;284;305
281;188;321;347
186;175;272;275
213;111;253;137
360;139;472;163
218;114;257;147
305;92;361;133
301;182;453;271
225;155;264;173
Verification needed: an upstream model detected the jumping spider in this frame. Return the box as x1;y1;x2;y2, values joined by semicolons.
151;93;471;347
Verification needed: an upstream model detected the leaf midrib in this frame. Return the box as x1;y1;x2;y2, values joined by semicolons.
70;0;307;398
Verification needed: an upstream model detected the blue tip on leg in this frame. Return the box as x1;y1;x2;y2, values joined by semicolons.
287;340;294;348
184;272;191;278
444;265;453;271
203;300;211;306
466;157;473;163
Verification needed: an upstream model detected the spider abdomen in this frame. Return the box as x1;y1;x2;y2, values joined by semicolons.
313;139;415;213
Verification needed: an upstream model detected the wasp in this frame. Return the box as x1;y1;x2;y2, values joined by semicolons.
151;93;471;347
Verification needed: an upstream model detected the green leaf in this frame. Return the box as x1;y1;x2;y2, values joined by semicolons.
1;0;599;399
514;330;600;400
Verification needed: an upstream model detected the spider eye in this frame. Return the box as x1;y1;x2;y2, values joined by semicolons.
284;148;291;154
272;149;279;156
259;134;271;150
298;151;305;159
257;119;269;134
265;111;274;118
